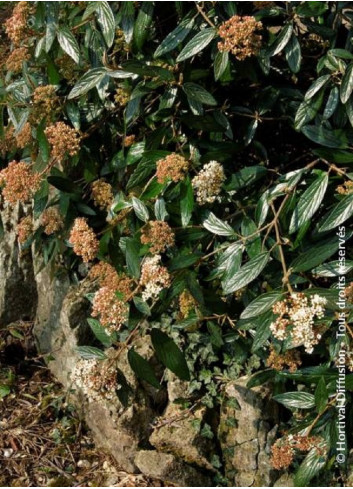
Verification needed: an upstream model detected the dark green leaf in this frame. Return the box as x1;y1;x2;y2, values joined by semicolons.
68;68;107;99
318;193;353;232
294;446;327;486
47;176;80;194
289;172;328;233
183;82;217;106
268;23;293;56
273;391;315;409
87;318;113;348
214;51;229;81
128;348;160;389
132;196;149;222
76;346;107;360
315;377;328;413
340;62;353;104
176;28;217;62
241;291;284;319
202;211;235;237
154;15;194;58
96;1;116;48
180;177;194;227
222;252;269;294
301;125;348;148
151;329;190;381
285;34;301;73
133;2;153;50
57;26;80;63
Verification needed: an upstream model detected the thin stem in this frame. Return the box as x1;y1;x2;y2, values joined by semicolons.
270;201;293;294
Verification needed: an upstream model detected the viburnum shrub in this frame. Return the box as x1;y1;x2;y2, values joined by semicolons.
1;1;353;485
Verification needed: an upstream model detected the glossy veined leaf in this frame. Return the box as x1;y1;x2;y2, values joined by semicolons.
222;252;270;294
151;329;190;381
318;193;353;232
176;28;217;62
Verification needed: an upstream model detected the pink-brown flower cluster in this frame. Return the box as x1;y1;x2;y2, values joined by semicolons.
218;15;262;61
179;290;196;318
140;221;175;254
17;215;33;244
156;153;189;184
5;2;31;46
69;217;99;262
89;262;133;298
41;207;64;235
91;286;129;335
91;179;114;210
6;47;30;73
0;160;41;205
45;122;80;161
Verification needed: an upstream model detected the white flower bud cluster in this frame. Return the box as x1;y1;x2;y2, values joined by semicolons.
270;293;327;354
192;161;225;205
72;358;118;403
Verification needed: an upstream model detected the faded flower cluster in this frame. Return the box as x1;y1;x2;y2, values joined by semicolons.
336;180;353;195
17;215;33;244
192;161;225;205
271;434;324;470
0;160;41;205
41;207;64;235
69;217;99;262
6;46;30;73
218;15;262;61
267;345;301;373
270;293;327;354
5;1;31;46
140;220;175;254
156;153;189;184
179;290;196;318
114;87;130;107
45;122;80;161
91;179;114;210
16;122;32;149
140;255;171;301
72;358;118;403
31;85;60;122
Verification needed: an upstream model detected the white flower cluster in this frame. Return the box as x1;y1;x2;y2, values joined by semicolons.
72;358;118;403
139;255;171;301
192;161;225;205
270;293;327;354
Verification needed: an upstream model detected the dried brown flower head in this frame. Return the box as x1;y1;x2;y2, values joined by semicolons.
0;126;16;156
141;220;175;254
45;122;80;161
156;153;189;184
271;434;324;470
17;215;33;244
41;207;64;235
69;217;99;262
192;161;225;205
114;87;130;107
31;85;60;122
5;2;31;46
89;262;133;299
124;135;136;147
91;179;114;210
179;290;196;318
267;345;302;373
270;443;294;470
0;160;41;205
336;180;353;195
6;47;30;73
218;15;262;61
15;122;32;149
140;255;171;301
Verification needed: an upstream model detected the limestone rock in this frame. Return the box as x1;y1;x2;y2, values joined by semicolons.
135;450;213;487
150;403;215;471
274;473;294;487
218;376;278;487
0;203;37;326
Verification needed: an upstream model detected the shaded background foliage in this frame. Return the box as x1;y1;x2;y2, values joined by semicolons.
1;1;353;486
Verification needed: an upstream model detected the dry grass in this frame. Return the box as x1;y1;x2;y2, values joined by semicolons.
0;321;161;487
